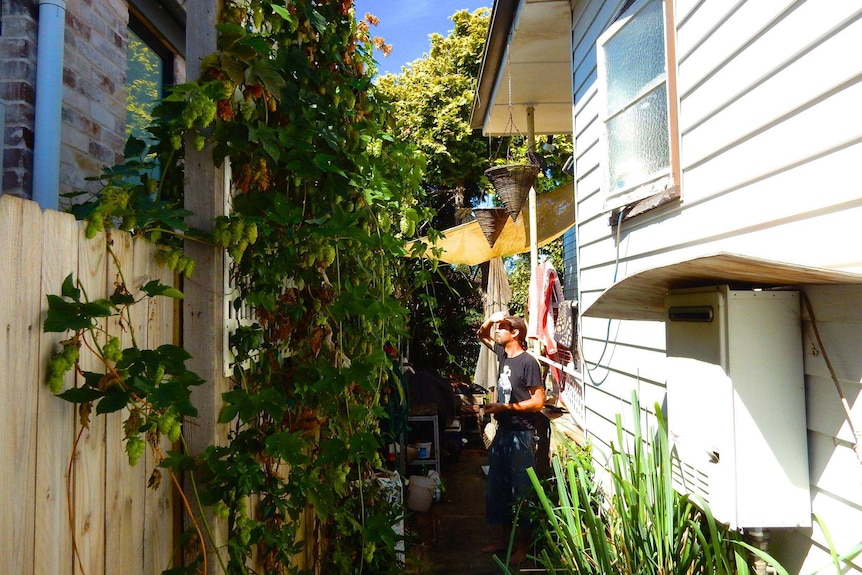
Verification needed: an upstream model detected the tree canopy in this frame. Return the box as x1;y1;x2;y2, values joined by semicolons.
376;8;492;229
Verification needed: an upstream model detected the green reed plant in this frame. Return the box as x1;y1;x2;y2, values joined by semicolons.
513;392;783;575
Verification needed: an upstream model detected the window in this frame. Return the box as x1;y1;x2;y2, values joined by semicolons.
598;0;678;214
126;16;175;143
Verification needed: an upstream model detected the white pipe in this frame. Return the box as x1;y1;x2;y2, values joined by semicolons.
33;0;66;210
526;106;538;271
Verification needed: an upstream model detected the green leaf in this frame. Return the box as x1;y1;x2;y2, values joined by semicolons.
61;274;81;301
155;344;192;371
44;296;97;332
57;387;105;403
159;450;197;472
77;300;114;320
141;279;182;299
308;9;327;33
109;289;135;306
264;431;306;464
270;4;292;22
96;388;131;414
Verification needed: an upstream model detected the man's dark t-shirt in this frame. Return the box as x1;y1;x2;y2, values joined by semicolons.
493;343;542;431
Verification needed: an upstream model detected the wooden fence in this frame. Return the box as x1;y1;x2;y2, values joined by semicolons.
0;194;178;575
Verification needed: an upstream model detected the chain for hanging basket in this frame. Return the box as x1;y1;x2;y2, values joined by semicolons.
484;163;540;222
473;207;510;247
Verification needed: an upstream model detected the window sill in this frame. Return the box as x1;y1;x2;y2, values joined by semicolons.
608;185;680;227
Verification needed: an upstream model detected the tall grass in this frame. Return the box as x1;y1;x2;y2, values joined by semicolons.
507;392;774;575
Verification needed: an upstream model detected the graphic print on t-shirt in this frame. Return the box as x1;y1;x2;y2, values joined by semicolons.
498;363;512;405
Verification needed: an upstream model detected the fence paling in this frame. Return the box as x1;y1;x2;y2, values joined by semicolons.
35;207;78;575
0;195;40;575
0;195;177;575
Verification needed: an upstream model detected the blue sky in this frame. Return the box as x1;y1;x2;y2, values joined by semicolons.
354;0;491;76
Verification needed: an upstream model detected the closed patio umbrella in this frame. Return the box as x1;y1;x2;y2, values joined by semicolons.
473;256;512;391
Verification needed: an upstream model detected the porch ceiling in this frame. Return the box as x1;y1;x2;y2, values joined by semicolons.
581;253;862;321
471;0;573;136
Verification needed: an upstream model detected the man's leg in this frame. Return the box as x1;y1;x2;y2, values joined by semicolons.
508;431;538;564
484;432;515;552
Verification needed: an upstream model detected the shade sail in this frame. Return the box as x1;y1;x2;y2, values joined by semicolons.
581;253;862;321
414;181;575;266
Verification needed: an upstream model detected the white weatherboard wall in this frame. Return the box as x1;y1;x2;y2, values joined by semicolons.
570;0;862;572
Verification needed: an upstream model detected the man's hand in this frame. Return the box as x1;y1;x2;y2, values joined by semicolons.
489;311;506;323
484;402;506;415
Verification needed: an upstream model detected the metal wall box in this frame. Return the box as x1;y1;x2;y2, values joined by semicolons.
665;285;811;529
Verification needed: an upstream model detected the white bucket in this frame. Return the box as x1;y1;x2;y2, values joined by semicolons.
407;475;437;512
416;441;432;459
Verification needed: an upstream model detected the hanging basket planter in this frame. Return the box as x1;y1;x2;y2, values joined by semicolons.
473;207;510;247
484;164;540;222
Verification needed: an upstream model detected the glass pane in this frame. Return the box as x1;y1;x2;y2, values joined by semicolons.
126;29;164;143
604;0;666;115
607;84;669;194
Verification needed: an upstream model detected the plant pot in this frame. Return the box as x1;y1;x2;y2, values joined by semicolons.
484;164;540;222
473;207;509;247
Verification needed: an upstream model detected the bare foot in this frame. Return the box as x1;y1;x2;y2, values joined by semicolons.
481;542;507;553
509;544;529;565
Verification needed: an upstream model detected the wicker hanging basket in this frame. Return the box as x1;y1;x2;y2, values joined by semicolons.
473;207;510;247
484;164;540;222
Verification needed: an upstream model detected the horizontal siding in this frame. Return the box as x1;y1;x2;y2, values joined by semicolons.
677;0;794;82
806;375;862;445
682;22;862;171
581;336;666;384
570;1;862;572
584;141;862;268
680;2;862;134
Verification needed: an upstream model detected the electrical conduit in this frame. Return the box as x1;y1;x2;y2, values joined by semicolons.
33;0;66;210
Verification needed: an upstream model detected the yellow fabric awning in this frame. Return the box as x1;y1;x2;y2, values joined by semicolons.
414;181;575;265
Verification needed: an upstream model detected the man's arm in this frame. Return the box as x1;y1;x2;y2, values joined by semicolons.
485;385;545;415
477;310;506;350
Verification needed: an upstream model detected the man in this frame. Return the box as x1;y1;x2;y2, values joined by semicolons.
476;310;545;564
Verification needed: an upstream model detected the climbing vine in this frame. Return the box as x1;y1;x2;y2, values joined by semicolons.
46;1;436;573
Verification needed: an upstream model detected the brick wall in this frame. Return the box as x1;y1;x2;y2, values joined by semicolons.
61;0;128;200
0;1;38;197
1;0;186;204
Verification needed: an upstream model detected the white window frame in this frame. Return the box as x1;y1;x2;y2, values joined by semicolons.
597;0;680;215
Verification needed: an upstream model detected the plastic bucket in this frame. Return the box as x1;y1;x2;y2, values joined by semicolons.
416;442;432;459
407;475;437;512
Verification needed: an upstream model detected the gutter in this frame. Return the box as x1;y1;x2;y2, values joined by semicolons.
32;0;66;210
470;0;519;132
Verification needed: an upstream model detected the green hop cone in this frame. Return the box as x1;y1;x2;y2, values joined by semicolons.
125;434;146;466
167;420;182;443
320;245;336;267
182;258;195;277
230;219;246;245
245;222;258;244
157;412;176;435
103;336;122;362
